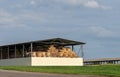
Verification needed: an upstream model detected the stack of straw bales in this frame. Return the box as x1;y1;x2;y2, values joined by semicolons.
27;45;78;58
58;47;78;58
47;45;58;57
36;52;46;57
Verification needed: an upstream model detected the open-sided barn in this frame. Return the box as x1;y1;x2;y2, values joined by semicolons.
0;38;85;66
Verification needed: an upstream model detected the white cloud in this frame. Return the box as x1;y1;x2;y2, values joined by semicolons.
84;0;111;9
10;0;110;10
89;26;114;37
52;0;110;9
84;0;100;8
30;0;36;5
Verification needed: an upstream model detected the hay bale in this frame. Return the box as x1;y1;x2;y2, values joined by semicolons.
50;52;57;57
48;45;58;53
48;45;56;50
36;52;42;57
32;52;36;57
61;48;66;51
59;52;64;57
59;50;64;53
72;53;78;58
68;53;73;57
42;52;46;57
46;52;51;57
35;45;78;58
63;53;69;57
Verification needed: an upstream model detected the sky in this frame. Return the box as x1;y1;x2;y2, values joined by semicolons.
0;0;120;59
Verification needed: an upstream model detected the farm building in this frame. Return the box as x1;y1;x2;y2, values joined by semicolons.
0;38;85;66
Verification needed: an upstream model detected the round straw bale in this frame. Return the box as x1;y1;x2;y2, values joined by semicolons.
72;53;78;58
36;52;42;57
59;52;64;57
66;48;71;51
63;53;69;57
68;53;73;57
46;52;51;57
32;52;36;57
42;52;46;57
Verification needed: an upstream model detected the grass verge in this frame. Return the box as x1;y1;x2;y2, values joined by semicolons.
0;65;120;77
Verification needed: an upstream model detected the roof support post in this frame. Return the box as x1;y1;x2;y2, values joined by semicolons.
22;44;25;58
80;45;84;58
30;43;33;57
15;45;16;58
8;46;9;59
0;48;2;60
72;45;74;51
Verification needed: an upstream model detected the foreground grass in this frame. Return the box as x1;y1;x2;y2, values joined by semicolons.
0;65;120;77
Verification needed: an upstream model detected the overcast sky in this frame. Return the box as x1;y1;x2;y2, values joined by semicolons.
0;0;120;59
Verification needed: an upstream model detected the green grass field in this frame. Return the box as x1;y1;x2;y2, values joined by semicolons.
0;65;120;77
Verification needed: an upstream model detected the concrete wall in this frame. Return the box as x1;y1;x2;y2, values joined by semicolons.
0;58;31;66
0;57;83;66
31;57;83;66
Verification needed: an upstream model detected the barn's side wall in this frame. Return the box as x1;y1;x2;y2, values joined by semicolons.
0;58;31;66
31;57;83;66
0;57;83;66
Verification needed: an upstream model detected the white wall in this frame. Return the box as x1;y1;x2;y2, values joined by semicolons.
32;57;83;66
0;57;83;66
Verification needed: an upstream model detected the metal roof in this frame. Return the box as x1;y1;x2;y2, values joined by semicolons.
0;38;85;47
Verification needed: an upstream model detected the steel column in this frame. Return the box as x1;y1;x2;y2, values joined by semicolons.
72;45;74;51
15;45;16;58
22;44;25;57
0;48;2;59
81;45;84;58
8;46;9;59
30;43;33;57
